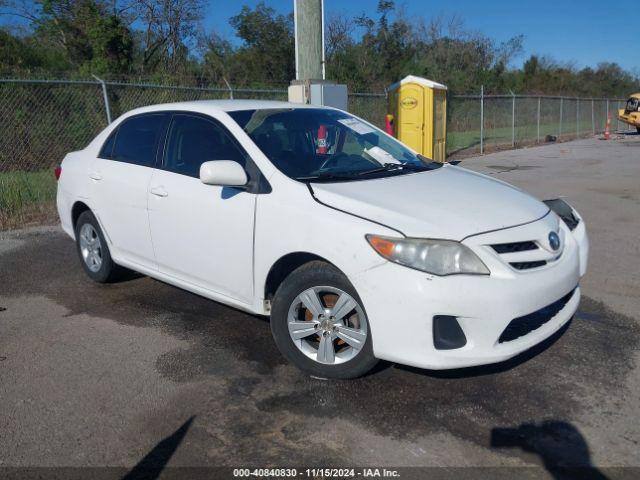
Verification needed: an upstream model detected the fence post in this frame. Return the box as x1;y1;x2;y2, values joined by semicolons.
576;97;579;138
537;96;541;143
591;99;595;135
480;85;484;154
511;91;515;147
559;97;563;138
223;77;233;99
606;99;609;132
92;75;112;124
616;101;620;132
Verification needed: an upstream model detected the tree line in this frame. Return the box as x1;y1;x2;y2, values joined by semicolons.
1;0;638;96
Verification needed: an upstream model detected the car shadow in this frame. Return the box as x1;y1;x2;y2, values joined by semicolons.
122;416;194;480
221;186;244;199
114;269;146;283
387;318;573;380
491;420;608;479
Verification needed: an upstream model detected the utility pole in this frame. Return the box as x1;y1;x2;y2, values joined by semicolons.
289;0;347;109
294;0;324;81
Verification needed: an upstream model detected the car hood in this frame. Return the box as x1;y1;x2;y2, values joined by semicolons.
310;165;549;240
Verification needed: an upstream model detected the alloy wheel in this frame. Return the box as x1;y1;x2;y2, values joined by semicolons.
79;223;103;273
287;286;367;365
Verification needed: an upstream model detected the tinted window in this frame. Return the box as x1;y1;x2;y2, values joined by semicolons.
164;114;246;178
99;130;116;159
111;114;167;167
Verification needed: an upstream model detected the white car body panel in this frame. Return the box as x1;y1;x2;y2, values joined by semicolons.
311;166;549;240
56;99;589;371
147;169;256;304
88;159;157;268
252;177;395;313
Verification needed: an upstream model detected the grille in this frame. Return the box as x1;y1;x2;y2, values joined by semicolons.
510;261;547;270
492;241;538;254
498;288;576;343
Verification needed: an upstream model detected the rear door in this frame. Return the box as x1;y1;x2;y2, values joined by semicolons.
89;113;169;268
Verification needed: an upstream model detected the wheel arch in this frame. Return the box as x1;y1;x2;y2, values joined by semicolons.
263;252;341;303
71;201;92;229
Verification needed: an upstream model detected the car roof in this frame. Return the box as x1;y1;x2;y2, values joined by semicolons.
124;99;326;117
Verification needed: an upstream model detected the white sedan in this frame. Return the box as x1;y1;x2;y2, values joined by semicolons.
56;100;588;378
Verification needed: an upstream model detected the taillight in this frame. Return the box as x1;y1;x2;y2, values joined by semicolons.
54;166;62;180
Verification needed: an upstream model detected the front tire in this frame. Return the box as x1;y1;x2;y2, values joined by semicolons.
270;261;378;379
75;210;122;283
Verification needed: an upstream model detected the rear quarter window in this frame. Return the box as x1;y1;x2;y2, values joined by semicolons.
99;130;116;159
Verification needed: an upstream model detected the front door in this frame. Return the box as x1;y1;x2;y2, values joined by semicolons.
147;113;256;304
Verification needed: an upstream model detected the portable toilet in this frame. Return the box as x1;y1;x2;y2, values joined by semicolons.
387;75;447;162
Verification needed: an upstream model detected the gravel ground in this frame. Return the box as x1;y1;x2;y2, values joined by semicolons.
1;133;639;478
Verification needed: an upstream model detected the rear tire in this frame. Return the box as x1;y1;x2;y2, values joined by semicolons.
270;261;378;379
75;210;122;283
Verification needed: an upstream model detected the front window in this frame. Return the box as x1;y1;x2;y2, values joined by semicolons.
228;108;441;182
164;114;246;178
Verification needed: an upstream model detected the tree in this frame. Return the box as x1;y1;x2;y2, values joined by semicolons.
131;0;205;73
1;0;638;96
201;32;234;84
227;2;294;85
0;0;133;74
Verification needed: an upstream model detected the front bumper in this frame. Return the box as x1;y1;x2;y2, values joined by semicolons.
352;213;588;370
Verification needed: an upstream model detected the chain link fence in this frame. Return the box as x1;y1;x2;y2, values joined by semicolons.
0;78;633;228
448;93;629;155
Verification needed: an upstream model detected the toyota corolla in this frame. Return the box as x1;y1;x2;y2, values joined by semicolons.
56;100;589;378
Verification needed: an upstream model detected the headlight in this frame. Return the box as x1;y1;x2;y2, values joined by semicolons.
543;198;580;231
366;235;490;276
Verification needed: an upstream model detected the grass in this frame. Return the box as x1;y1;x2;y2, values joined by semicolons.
448;120;597;153
0;169;58;230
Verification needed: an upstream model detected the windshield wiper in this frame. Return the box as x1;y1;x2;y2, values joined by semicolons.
295;172;356;182
356;162;430;176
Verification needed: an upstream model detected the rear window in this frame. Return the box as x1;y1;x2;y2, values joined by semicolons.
102;113;167;167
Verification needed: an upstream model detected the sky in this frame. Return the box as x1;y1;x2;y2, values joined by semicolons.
205;0;639;73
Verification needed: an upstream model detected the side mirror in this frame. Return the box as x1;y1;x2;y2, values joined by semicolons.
199;160;248;187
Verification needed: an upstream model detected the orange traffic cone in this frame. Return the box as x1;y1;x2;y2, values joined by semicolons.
604;113;611;140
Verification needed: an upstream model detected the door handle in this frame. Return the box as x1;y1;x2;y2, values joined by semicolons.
149;187;168;198
89;172;102;181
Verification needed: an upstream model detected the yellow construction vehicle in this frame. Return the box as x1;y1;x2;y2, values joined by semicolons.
618;93;640;133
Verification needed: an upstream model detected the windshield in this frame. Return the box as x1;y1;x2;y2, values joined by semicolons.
228;108;442;182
